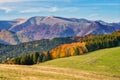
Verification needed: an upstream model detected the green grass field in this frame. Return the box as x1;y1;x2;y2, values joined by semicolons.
0;47;120;80
41;47;120;76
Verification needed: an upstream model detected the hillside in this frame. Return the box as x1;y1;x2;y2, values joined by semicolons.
0;37;77;63
10;31;120;65
0;30;19;45
0;47;120;80
41;47;120;77
0;16;120;44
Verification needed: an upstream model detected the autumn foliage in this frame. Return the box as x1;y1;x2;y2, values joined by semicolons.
50;42;88;59
10;42;88;65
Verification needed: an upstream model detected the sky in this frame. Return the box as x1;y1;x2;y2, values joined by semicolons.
0;0;120;22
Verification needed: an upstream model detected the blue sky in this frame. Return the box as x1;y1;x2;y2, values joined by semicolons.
0;0;120;22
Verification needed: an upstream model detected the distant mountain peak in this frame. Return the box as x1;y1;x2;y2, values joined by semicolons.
0;16;120;45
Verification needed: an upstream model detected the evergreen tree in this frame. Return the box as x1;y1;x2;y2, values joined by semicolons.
33;52;39;64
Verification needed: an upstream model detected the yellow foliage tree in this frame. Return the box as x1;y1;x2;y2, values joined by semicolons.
50;42;88;59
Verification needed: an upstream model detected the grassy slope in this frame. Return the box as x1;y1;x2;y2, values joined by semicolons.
41;47;120;76
0;47;120;80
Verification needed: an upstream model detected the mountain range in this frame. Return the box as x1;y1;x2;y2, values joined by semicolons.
0;16;120;45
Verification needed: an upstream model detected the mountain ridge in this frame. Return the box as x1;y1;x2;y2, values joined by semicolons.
0;16;120;45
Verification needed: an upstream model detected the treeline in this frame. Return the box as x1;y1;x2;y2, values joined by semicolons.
8;42;88;65
9;52;51;65
83;31;120;52
8;31;120;65
0;37;78;63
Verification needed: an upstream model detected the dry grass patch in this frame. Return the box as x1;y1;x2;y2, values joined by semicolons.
0;64;120;80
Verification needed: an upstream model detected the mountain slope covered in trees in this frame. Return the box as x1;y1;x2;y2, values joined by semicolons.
9;31;120;65
0;37;78;63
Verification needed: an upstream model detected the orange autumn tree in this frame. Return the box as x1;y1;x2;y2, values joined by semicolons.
50;42;88;59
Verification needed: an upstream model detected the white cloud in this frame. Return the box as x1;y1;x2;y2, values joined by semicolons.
20;9;41;13
0;7;12;13
0;0;78;13
49;7;58;12
20;7;58;13
20;8;45;13
19;7;79;13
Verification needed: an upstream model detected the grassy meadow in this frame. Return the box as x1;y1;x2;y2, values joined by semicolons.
0;47;120;80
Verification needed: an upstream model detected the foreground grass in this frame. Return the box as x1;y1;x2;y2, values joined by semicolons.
0;47;120;80
41;47;120;77
0;64;119;80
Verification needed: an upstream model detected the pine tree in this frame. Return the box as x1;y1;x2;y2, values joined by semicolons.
33;52;39;64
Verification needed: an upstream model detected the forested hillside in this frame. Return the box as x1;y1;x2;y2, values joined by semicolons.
0;37;78;63
9;31;120;65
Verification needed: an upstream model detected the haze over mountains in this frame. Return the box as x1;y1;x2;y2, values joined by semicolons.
0;16;120;45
